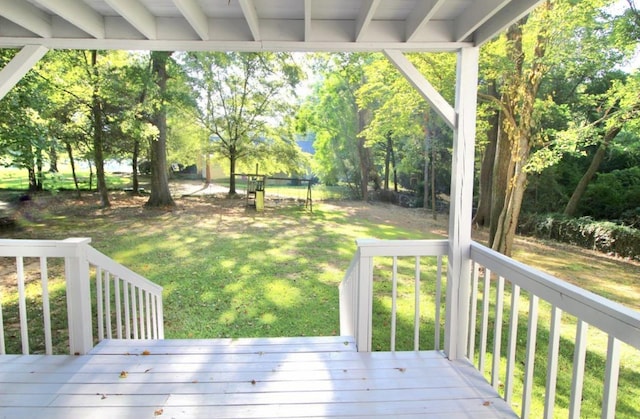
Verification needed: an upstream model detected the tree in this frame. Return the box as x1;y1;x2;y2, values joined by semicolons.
146;51;176;207
183;52;302;195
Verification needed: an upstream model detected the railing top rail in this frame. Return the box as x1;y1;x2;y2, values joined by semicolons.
470;241;640;350
0;238;91;257
356;239;449;257
86;247;163;295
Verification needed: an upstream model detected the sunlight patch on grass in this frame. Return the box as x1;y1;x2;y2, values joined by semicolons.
265;279;301;307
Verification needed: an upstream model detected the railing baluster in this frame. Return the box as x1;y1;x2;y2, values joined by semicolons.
40;257;53;355
151;294;159;339
479;268;491;374
504;283;520;404
544;306;562;419
124;282;131;339
602;335;621;419
114;276;122;339
434;255;442;351
131;286;139;339
16;256;29;354
492;275;505;389
138;286;145;339
104;271;112;339
569;320;588;419
414;256;420;351
522;294;539;419
390;256;398;352
96;266;104;340
467;262;479;360
0;276;4;354
145;291;152;339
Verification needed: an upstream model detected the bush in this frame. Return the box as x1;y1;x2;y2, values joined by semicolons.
519;213;640;261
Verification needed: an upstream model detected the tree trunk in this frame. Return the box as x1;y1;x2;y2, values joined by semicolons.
228;152;237;195
384;134;391;191
131;139;140;195
391;139;398;193
473;83;500;227
91;51;110;208
49;140;58;173
146;51;175;208
65;141;81;198
564;126;621;216
356;109;370;201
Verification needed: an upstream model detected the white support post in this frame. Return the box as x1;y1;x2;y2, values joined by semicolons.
356;247;374;352
63;238;94;355
444;46;479;360
0;45;49;101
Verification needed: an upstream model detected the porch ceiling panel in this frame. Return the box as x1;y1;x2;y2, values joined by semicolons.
1;0;543;52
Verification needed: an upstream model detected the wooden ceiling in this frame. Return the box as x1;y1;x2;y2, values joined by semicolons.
0;0;543;52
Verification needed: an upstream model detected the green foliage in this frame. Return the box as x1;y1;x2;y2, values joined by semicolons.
519;213;640;260
579;166;640;221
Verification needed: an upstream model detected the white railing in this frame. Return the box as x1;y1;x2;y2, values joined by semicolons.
468;241;640;419
0;238;164;355
339;239;448;352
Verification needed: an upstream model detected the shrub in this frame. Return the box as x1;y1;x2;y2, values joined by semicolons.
519;213;640;261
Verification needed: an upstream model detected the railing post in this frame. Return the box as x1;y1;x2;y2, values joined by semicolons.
355;241;374;352
63;238;94;355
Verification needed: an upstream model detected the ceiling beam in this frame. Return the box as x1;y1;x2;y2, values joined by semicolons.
105;0;157;40
0;45;49;100
384;49;455;129
32;0;105;39
172;0;209;41
304;0;312;42
0;0;52;38
473;0;543;45
454;0;510;42
238;0;261;42
406;0;447;42
355;0;382;42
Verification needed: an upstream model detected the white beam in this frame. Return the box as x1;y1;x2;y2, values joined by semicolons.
383;49;455;129
172;0;209;41
0;0;52;38
355;0;381;42
105;0;157;40
32;0;105;39
304;0;312;42
406;0;447;42
473;0;544;45
0;45;49;101
445;46;479;360
238;0;261;42
454;0;510;42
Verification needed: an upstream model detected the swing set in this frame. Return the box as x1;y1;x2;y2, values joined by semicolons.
234;172;313;212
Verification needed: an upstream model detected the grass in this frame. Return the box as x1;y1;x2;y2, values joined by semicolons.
1;189;639;418
0;167;132;192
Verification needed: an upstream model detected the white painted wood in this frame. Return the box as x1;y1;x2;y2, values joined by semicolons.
131;286;139;339
0;282;4;354
390;256;398;351
544;306;562;419
467;262;479;360
434;255;443;350
238;0;261;41
383;49;456;129
491;275;504;390
356;251;374;352
114;277;122;339
521;295;539;419
602;335;621;419
172;0;209;40
445;46;479;360
16;257;29;354
123;283;131;339
414;257;421;350
96;267;104;340
0;0;52;38
473;0;545;45
454;0;510;42
39;258;53;355
31;0;105;39
504;283;520;404
105;0;157;40
138;287;146;339
569;320;588;419
85;247;162;295
478;268;491;375
470;242;640;350
64;238;94;355
304;0;312;41
104;271;112;339
355;0;382;42
145;291;152;339
356;239;448;258
0;45;48;101
406;0;447;42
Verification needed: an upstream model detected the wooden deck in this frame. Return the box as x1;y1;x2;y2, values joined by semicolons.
0;336;516;418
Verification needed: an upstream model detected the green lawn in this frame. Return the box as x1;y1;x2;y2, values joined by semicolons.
0;167;133;191
1;190;639;418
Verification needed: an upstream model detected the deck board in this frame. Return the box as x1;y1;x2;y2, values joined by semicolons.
0;336;517;418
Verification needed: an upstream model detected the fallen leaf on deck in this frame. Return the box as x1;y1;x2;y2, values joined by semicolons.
142;350;151;355
119;371;128;378
154;408;163;416
251;379;257;385
144;368;152;373
483;401;492;406
396;368;406;373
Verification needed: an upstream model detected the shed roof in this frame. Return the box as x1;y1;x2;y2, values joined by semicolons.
0;0;543;52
